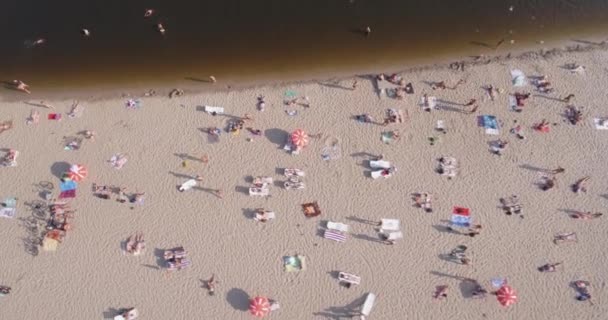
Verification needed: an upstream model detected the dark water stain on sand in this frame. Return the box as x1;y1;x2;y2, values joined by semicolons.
1;0;608;90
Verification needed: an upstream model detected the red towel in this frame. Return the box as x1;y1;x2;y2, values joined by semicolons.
48;113;62;120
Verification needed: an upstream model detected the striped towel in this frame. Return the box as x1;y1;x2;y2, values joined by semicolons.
324;230;347;242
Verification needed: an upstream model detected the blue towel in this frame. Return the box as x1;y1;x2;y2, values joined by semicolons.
482;115;498;130
60;180;77;192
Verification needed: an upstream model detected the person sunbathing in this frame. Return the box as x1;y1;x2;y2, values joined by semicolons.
554;232;577;244
467;225;482;237
433;285;448;300
572;176;590;193
26;109;39;125
566;106;582;125
12;80;31;94
534;119;550;132
570;211;602;220
208;127;221;137
431;81;447;90
514;92;530;107
538;262;561;272
540;176;556;191
0;120;13;134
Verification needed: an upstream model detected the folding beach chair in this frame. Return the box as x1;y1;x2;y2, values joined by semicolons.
338;272;361;286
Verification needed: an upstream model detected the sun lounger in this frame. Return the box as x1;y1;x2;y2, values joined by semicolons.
338;272;361;286
379;219;400;231
178;179;197;192
284;168;305;177
369;160;391;169
327;221;349;232
324;229;347;242
249;187;270;197
360;293;376;318
203;106;224;115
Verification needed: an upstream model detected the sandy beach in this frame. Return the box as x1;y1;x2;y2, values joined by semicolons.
1;45;608;319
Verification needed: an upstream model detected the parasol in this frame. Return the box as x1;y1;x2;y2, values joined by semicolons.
67;164;88;182
496;285;517;307
249;296;271;317
291;129;309;148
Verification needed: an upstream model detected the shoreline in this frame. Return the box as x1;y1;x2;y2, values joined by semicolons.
2;32;608;103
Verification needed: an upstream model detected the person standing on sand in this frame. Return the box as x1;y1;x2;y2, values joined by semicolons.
550;167;565;175
562;94;574;103
352;80;358;90
205;274;217;295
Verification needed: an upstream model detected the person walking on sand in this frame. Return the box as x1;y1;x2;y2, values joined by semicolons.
562;94;574;103
550;167;565;175
352;80;358;90
205;274;218;296
464;98;476;107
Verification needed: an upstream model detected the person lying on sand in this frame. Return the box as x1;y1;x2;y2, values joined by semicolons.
572;176;590;193
467;224;482;237
534;119;550;132
540;175;557;191
538;262;562;272
83;130;96;141
550;167;565;175
12;80;31;94
514;92;530;107
570;211;602;220
413;193;433;212
433;285;448;300
431;81;447;90
553;232;577;244
26;109;39;125
0;120;14;134
0;286;11;295
566;105;582;125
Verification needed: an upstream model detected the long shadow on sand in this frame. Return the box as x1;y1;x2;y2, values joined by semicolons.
313;293;368;319
226;288;250;311
264;128;288;148
50;161;71;179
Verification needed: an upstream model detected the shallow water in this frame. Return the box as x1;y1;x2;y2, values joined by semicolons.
2;0;608;89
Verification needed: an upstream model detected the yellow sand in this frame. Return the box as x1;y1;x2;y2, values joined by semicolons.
0;47;608;319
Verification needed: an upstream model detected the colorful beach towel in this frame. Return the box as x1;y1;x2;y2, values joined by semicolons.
59;189;76;199
481;115;499;135
283;255;306;272
451;207;471;228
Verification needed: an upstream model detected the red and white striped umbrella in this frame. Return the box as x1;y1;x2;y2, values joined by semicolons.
249;296;271;317
67;164;88;182
496;285;517;307
291;129;309;148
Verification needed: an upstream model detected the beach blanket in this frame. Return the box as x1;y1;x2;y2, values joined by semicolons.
283;255;306;272
0;208;16;219
59;189;76;199
324;230;347;242
451;207;471;228
481;115;499;135
60;180;77;192
510;69;527;87
593;118;608;130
